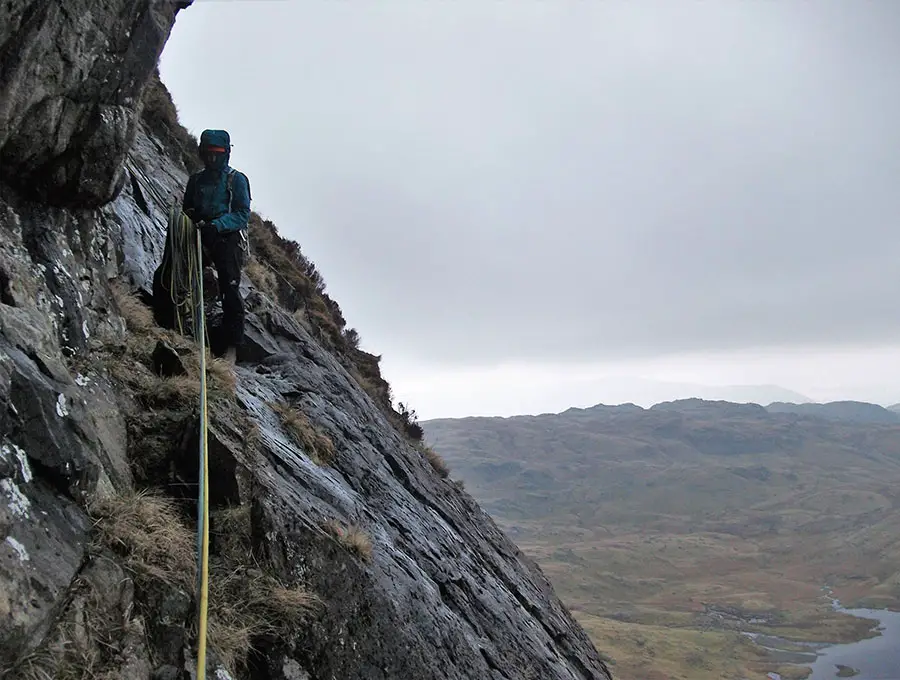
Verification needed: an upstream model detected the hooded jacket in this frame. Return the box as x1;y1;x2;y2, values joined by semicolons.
182;129;251;234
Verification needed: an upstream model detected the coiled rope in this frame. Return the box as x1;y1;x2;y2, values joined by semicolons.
158;208;211;678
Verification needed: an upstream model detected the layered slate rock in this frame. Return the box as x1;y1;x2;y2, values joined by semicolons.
219;302;610;679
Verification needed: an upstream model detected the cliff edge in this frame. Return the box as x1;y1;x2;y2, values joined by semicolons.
0;2;613;678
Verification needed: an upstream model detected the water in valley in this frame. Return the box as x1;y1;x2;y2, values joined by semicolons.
761;596;900;680
806;604;900;680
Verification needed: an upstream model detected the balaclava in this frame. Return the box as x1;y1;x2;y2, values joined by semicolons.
198;129;231;172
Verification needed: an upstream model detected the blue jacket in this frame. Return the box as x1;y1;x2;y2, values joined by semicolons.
183;131;251;234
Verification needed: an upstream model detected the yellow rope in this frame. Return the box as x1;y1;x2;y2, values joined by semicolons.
158;209;204;335
193;225;210;680
158;208;211;677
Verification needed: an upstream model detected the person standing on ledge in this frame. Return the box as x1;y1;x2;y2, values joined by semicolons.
183;129;251;364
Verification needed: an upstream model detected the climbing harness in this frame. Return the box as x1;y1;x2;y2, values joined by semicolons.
157;207;212;678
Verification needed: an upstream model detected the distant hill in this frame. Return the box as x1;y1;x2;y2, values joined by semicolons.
423;397;900;678
766;400;900;424
551;378;814;411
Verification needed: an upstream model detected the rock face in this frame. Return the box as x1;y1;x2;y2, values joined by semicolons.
0;3;612;679
0;0;190;208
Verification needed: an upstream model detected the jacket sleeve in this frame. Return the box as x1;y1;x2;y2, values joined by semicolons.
213;172;251;233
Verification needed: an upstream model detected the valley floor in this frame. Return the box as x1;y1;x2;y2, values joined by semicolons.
519;528;896;679
423;402;900;678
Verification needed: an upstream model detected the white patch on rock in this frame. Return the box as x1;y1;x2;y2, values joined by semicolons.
0;479;31;517
5;536;29;562
281;659;310;679
75;373;91;387
1;443;32;483
82;320;90;340
215;668;236;680
56;393;69;417
54;295;64;307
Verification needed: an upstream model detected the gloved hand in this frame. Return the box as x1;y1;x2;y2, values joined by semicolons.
196;220;218;241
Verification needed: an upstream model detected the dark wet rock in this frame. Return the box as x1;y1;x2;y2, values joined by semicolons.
153;338;189;377
241;310;282;364
142;580;192;669
61;553;153;677
113;130;193;294
5;343;101;500
224;318;612;679
0;439;90;666
152;664;184;680
0;0;190;208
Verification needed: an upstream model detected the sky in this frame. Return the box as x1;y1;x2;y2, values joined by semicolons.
159;0;900;419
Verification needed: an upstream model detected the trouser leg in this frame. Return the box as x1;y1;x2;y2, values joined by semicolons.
210;231;245;348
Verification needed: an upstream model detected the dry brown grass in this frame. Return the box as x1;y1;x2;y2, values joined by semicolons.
86;495;322;679
420;445;450;478
89;489;195;590
270;402;336;465
207;563;323;674
211;504;253;563
206;505;325;673
155;374;202;405
206;356;236;394
324;519;374;562
110;282;154;335
245;257;279;298
355;374;381;403
291;308;310;331
109;361;201;409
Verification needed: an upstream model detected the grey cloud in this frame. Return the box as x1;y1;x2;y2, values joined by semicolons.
161;0;900;367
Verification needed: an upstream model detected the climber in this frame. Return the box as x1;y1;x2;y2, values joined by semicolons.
182;128;251;363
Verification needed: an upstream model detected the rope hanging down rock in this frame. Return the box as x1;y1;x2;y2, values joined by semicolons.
157;207;212;678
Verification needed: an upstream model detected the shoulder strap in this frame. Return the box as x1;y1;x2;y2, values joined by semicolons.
225;168;237;214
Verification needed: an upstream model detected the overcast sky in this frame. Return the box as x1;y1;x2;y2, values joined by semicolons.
159;0;900;418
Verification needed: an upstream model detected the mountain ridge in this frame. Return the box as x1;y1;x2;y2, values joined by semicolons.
423;396;900;426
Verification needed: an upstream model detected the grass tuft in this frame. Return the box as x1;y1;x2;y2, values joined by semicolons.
324;519;374;562
206;356;237;394
269;402;336;465
110;282;154;335
89;489;195;590
211;504;253;563
207;563;323;674
420;444;450;478
245;257;279;298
